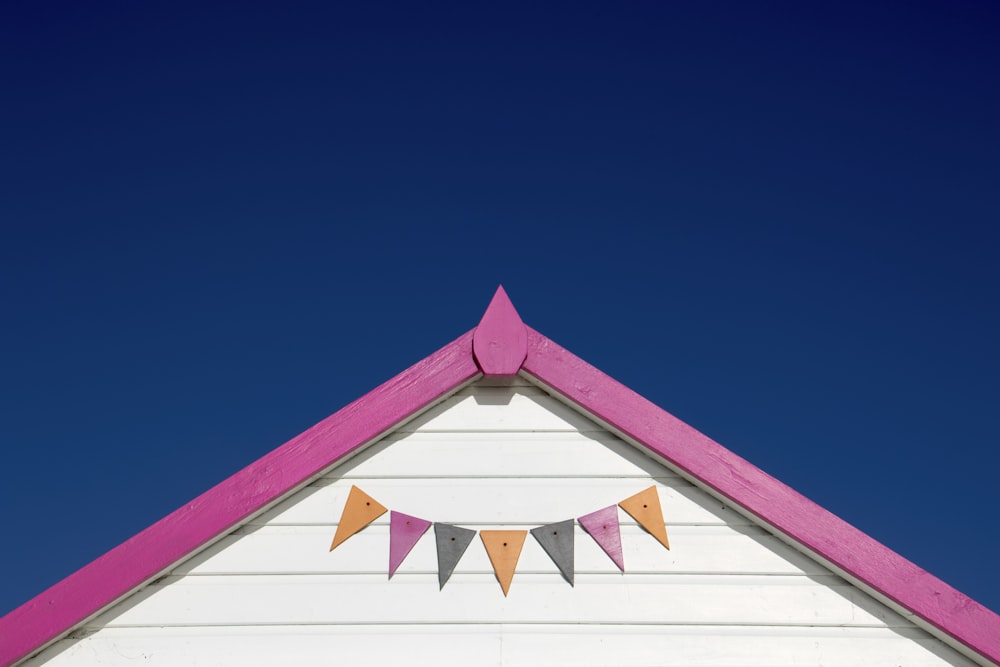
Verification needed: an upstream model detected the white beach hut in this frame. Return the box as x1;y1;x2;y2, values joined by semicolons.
2;287;997;666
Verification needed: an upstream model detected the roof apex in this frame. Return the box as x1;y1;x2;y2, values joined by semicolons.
472;285;527;377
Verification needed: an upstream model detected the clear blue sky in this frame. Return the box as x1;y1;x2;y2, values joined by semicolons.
2;2;998;617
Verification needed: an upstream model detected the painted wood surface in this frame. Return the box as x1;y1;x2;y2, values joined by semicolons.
21;625;979;667
333;430;672;477
87;574;910;628
521;327;1000;665
19;383;978;667
396;384;600;432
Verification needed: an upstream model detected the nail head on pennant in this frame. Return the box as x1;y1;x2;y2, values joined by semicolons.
480;530;527;596
578;505;625;572
619;486;670;550
329;486;387;551
388;511;432;578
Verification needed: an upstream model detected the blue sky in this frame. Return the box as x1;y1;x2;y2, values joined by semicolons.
2;2;998;618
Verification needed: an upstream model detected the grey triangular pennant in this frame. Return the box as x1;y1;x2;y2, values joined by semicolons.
433;523;476;589
531;519;575;586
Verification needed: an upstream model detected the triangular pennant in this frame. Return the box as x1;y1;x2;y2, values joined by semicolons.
388;511;432;578
433;523;476;589
578;505;624;571
480;530;527;596
619;485;670;550
329;485;388;551
531;519;575;586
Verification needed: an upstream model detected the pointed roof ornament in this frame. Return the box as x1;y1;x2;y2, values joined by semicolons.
473;285;528;377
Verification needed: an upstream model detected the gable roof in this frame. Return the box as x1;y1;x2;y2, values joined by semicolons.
2;287;998;667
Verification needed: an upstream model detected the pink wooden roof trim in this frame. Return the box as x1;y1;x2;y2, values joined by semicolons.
472;285;527;377
521;326;1000;665
0;330;480;667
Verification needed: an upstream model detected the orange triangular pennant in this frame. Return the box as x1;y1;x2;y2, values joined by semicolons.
619;486;670;550
329;486;388;550
480;530;527;596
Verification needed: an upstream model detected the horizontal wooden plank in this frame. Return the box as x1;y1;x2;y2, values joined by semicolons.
25;624;974;667
91;574;910;629
503;624;976;667
472;375;535;387
23;626;502;667
174;524;824;576
334;431;675;479
252;477;744;527
396;386;603;432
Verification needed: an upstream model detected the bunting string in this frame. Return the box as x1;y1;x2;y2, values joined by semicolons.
328;485;670;597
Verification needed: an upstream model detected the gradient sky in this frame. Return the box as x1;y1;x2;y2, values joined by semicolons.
2;2;998;618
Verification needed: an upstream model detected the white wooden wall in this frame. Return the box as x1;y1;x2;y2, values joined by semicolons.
22;379;977;666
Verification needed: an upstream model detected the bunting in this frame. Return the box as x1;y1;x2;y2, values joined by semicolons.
328;486;669;595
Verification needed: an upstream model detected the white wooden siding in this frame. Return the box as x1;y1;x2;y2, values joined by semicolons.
27;626;972;667
22;381;978;666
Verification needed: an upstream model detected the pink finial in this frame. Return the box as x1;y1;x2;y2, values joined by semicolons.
473;285;528;377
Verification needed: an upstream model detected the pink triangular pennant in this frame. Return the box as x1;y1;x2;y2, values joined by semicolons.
388;511;432;578
578;505;624;571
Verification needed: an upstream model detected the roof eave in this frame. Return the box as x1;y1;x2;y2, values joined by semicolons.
521;324;1000;667
0;329;480;667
